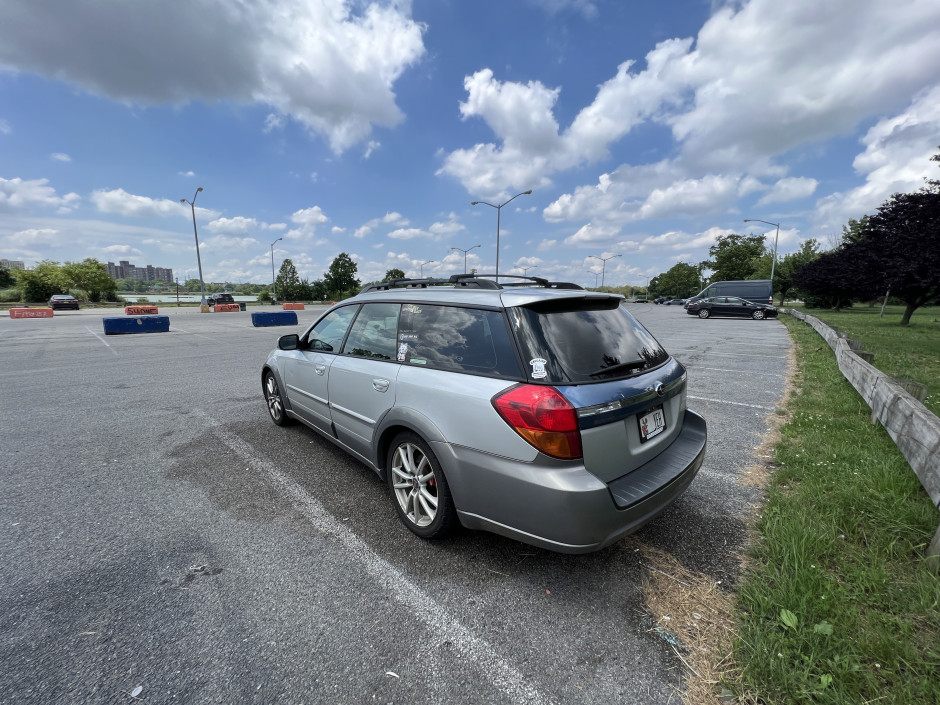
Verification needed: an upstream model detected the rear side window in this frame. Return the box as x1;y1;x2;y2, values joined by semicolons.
398;304;521;377
507;299;668;384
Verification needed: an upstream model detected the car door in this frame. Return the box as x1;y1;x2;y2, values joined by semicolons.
723;297;749;316
282;305;358;433
328;303;402;462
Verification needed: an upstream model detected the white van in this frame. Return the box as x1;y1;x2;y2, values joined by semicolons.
685;280;772;306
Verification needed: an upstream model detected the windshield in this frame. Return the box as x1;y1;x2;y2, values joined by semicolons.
507;299;669;384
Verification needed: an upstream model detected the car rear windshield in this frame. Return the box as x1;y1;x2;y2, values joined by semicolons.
507;298;669;384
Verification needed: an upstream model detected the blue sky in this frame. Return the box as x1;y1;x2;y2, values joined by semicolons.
2;0;939;290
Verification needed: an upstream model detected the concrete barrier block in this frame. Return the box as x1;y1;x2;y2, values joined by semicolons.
102;315;170;335
125;305;159;315
214;303;241;312
282;303;305;310
251;311;298;327
10;307;54;319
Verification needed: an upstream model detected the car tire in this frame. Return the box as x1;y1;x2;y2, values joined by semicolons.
698;309;710;319
263;371;293;426
752;310;765;320
387;431;458;539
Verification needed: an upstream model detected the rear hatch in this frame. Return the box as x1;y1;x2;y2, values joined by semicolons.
504;294;690;482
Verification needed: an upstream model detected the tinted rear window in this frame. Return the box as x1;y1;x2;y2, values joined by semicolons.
507;299;669;384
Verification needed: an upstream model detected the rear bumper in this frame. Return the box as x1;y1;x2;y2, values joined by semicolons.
443;409;707;554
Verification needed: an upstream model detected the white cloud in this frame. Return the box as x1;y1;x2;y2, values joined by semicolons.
291;206;329;227
387;227;430;240
0;0;426;154
91;188;214;218
0;177;80;213
263;113;284;133
354;211;407;238
756;177;818;205
178;170;195;177
0;119;11;135
814;84;940;231
363;140;380;159
51;153;71;162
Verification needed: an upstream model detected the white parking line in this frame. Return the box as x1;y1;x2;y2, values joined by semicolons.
84;326;120;356
199;414;550;705
687;395;775;411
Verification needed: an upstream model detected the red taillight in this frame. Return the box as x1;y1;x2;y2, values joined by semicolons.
492;385;582;460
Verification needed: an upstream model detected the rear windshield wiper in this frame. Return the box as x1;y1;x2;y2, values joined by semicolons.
588;360;648;377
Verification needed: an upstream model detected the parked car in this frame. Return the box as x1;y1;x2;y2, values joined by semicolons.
48;294;79;310
654;297;667;304
632;298;649;303
261;274;706;553
685;296;778;319
664;299;686;305
207;293;235;306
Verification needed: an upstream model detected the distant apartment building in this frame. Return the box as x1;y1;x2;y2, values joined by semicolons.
107;260;174;283
1;259;26;270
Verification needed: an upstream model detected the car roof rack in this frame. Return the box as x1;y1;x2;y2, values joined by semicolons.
361;274;583;293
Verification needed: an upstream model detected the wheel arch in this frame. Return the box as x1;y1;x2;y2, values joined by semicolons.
261;364;295;416
374;407;447;481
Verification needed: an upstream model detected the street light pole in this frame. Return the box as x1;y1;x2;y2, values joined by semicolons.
471;189;532;283
744;218;781;297
587;253;621;289
179;187;207;306
270;237;283;304
419;260;435;277
587;270;599;288
520;265;537;276
450;244;481;274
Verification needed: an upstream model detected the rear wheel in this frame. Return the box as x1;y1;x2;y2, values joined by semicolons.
263;371;292;426
752;309;765;320
387;431;457;539
698;309;710;319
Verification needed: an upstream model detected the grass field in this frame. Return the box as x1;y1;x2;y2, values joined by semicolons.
788;303;940;417
728;311;940;704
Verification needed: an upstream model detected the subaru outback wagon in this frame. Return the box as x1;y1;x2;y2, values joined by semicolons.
261;275;706;553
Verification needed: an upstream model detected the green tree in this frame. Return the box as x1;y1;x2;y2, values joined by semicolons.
706;233;767;282
61;258;116;302
0;265;14;288
324;253;360;299
384;268;406;281
14;260;66;302
184;278;202;292
275;258;302;301
773;239;820;305
651;262;701;299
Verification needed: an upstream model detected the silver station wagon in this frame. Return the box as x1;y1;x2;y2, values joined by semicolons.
261;275;706;553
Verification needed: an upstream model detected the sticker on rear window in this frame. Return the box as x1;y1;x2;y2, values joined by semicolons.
529;358;547;379
397;343;408;361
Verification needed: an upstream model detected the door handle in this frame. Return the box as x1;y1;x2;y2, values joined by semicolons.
372;379;390;393
315;364;326;376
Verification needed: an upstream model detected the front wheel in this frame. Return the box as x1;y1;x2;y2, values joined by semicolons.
263;371;292;426
698;309;711;319
752;309;765;320
387;431;457;539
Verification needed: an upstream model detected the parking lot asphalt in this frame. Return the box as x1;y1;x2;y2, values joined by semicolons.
0;303;791;704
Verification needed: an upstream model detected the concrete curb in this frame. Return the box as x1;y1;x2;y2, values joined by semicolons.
786;309;940;568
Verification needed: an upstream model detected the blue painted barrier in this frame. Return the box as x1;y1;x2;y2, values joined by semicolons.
102;315;170;335
251;311;298;327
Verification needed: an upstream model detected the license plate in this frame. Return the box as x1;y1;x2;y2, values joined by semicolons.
638;405;666;442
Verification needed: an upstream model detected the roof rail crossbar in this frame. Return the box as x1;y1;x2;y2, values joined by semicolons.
362;274;584;293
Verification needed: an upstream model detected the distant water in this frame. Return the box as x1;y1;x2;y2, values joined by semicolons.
119;294;258;303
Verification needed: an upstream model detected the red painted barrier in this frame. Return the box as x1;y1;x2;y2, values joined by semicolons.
10;308;54;319
282;303;305;310
214;303;241;312
125;305;159;315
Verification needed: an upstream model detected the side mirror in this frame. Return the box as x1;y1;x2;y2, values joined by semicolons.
278;334;300;350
